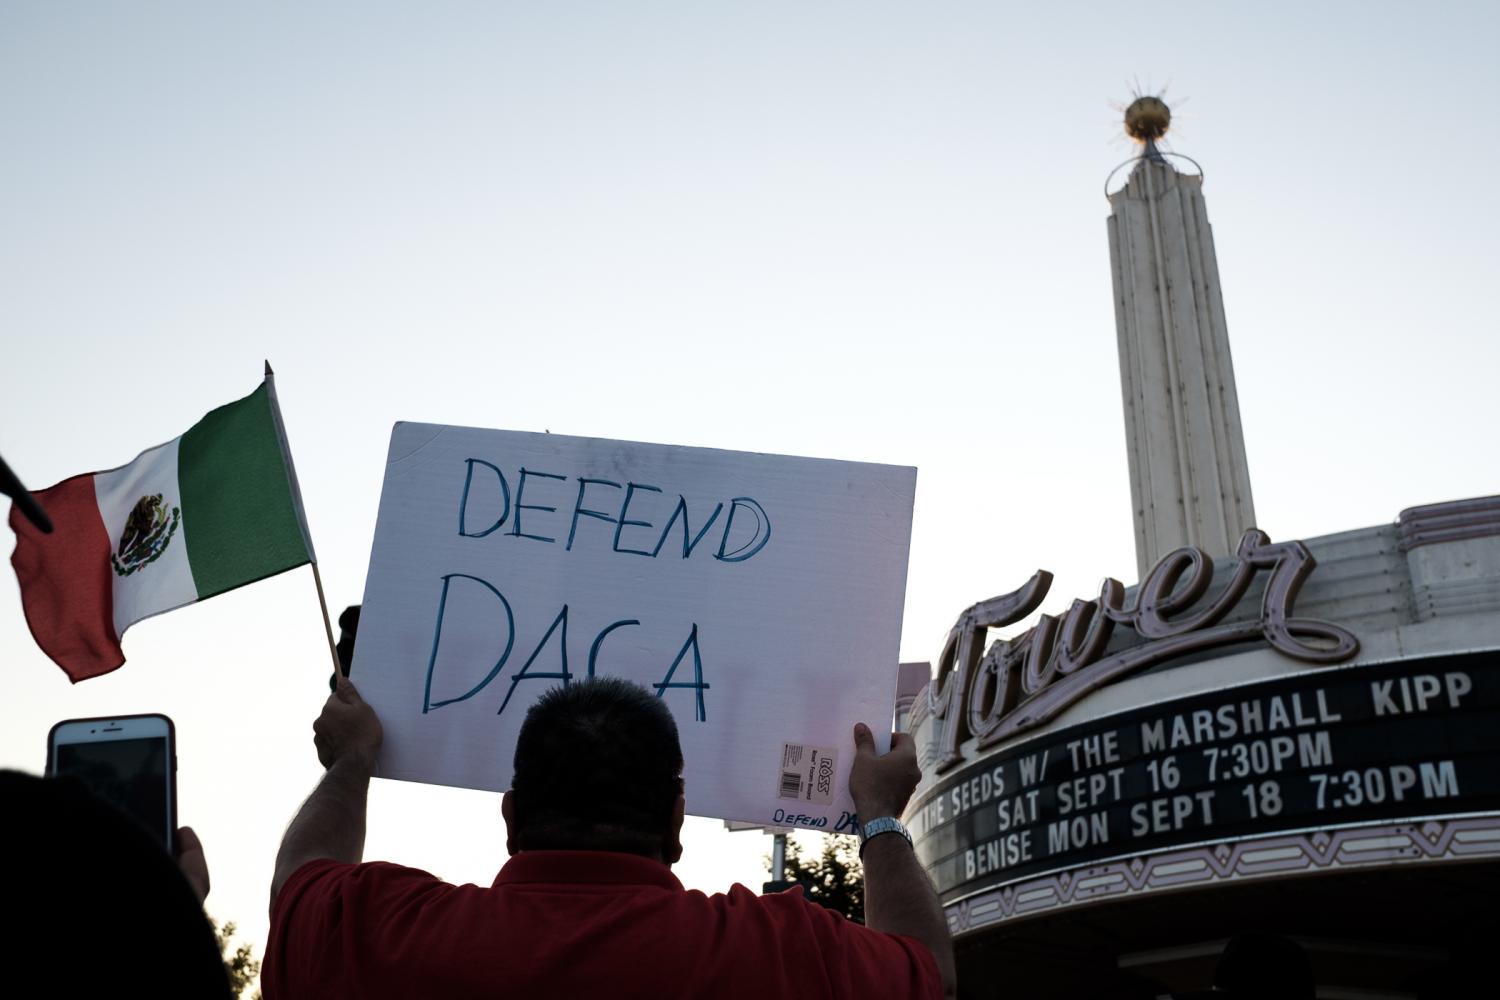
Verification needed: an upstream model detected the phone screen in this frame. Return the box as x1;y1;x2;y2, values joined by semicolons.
53;737;170;848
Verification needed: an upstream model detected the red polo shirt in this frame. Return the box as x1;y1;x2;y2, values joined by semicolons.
264;851;942;999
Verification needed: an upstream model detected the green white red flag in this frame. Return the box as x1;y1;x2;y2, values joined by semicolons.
9;374;315;682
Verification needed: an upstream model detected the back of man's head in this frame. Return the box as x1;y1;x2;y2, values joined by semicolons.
510;677;684;857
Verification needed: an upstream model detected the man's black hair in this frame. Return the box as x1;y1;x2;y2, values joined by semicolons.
510;677;684;855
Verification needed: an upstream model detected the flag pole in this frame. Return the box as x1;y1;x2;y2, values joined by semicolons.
311;562;343;678
263;359;343;680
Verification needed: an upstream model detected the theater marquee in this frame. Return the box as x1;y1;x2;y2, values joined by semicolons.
909;650;1500;904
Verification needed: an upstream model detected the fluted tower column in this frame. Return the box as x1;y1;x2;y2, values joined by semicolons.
1108;97;1256;579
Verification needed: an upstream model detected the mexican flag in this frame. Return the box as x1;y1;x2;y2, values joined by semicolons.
9;374;315;682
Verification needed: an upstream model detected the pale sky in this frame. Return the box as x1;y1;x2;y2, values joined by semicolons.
3;0;1497;980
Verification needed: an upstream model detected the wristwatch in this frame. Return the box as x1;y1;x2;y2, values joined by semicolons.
858;816;913;857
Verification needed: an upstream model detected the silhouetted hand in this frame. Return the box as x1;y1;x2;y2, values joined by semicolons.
175;825;210;903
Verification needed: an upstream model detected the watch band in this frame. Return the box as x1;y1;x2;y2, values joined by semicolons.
858;816;913;856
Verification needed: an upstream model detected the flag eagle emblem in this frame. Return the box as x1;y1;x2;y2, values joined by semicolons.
110;493;181;577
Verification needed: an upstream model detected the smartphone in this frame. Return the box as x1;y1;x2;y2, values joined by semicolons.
47;714;177;854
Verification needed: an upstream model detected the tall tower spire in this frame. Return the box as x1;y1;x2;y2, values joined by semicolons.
1108;96;1256;579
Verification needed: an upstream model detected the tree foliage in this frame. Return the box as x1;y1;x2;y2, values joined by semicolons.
770;835;865;924
211;918;262;999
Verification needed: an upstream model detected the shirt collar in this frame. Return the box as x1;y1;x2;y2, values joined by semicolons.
494;850;684;891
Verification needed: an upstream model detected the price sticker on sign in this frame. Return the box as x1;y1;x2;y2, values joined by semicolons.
779;743;839;807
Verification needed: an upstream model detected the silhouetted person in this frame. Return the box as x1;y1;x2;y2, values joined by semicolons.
0;770;230;997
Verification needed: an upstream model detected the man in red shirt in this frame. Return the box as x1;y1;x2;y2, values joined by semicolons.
265;676;955;998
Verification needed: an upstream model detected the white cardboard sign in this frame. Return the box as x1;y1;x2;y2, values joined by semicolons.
353;423;917;831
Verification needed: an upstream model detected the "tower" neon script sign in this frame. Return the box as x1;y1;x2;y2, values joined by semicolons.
926;529;1360;773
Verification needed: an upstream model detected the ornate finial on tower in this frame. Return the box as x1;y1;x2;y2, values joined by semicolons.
1124;95;1170;163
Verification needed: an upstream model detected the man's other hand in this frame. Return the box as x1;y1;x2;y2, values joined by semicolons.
313;675;383;771
849;722;922;821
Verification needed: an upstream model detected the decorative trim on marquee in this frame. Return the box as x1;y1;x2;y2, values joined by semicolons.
945;814;1500;935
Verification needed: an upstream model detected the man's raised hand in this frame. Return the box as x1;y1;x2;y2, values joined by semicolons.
313;675;383;771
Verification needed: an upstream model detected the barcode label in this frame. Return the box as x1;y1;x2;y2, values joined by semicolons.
777;742;838;806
